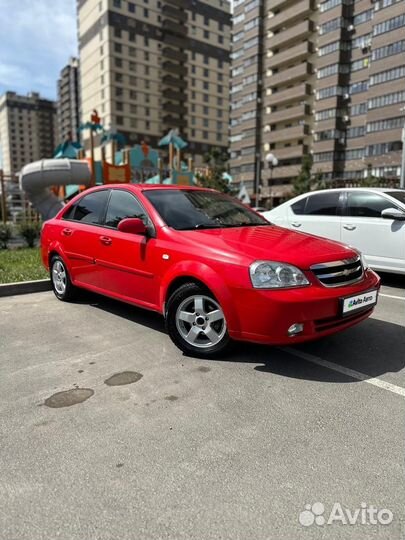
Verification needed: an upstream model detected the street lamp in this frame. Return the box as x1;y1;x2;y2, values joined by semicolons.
266;153;278;208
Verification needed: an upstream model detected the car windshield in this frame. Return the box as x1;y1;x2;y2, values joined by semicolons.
387;191;405;206
144;189;270;230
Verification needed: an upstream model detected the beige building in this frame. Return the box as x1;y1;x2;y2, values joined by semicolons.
57;57;81;143
77;0;231;164
230;0;405;205
0;91;57;176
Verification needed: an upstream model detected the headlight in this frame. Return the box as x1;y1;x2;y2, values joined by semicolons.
250;261;310;289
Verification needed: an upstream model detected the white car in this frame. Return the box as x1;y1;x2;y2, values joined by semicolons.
263;188;405;275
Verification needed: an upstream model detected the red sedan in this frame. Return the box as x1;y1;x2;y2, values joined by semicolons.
41;185;380;357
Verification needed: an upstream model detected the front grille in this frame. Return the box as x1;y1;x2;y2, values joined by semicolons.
311;256;363;288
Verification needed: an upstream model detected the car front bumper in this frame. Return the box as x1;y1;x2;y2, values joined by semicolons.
228;269;381;345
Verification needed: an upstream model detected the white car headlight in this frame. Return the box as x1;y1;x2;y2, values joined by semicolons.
250;261;310;289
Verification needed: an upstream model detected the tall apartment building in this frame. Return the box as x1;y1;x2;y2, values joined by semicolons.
77;0;231;164
57;57;81;143
230;0;405;204
0;92;57;175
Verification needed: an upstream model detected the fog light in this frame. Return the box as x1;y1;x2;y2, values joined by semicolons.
288;323;304;337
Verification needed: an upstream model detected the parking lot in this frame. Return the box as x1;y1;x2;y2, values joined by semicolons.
0;274;404;540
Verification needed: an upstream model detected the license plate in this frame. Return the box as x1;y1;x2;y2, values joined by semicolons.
341;289;378;316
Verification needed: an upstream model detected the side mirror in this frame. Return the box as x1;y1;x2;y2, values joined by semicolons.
381;208;405;221
117;217;147;235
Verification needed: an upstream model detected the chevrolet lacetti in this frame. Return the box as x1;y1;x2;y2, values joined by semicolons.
41;185;381;357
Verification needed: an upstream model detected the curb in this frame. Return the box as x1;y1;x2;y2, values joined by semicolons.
0;279;52;297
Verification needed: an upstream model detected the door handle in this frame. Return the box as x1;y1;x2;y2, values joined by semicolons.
62;228;73;236
343;225;356;231
100;236;112;246
291;222;302;228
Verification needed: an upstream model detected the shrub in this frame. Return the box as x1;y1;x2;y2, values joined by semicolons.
18;222;41;248
0;224;12;249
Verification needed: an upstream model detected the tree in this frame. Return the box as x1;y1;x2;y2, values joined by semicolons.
196;148;233;194
292;154;315;196
361;164;380;187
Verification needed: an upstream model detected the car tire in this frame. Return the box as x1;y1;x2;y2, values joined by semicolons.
166;282;231;358
50;255;77;302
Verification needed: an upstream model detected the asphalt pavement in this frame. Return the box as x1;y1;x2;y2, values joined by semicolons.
0;273;404;540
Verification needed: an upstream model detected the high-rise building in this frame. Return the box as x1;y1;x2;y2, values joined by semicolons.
57;57;81;143
77;0;231;164
230;0;405;205
0;91;57;175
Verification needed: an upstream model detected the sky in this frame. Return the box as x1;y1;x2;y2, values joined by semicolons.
0;0;77;101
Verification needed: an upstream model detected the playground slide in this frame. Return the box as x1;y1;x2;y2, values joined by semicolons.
20;159;91;220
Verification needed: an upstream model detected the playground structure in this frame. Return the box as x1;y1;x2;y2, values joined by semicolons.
19;119;196;220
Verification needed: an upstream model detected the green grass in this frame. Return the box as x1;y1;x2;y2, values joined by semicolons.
0;248;48;284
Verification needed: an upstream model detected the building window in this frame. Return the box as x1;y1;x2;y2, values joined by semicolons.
367;117;403;133
353;9;373;25
113;0;121;7
373;13;405;36
372;40;405;61
368;90;405;109
128;2;135;12
370;66;405;86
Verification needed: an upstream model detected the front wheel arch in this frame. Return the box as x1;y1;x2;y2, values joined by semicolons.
160;263;242;337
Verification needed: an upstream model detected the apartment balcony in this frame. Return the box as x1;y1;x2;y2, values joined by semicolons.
269;0;291;10
162;4;187;22
162;19;185;36
163;102;187;115
265;83;311;107
266;41;313;69
162;47;187;62
268;62;312;88
313;140;336;153
269;124;309;143
267;0;313;31
164;0;186;8
265;104;309;124
162;115;186;127
267;20;313;50
162;75;187;88
162;88;186;101
162;33;188;48
267;164;301;179
265;145;306;160
162;61;187;77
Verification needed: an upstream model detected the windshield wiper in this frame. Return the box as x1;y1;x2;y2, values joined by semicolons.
221;222;271;228
178;223;221;230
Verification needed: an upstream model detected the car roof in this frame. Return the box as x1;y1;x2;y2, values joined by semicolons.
86;183;214;192
304;187;402;194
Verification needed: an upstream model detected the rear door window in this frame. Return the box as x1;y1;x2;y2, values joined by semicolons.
304;192;341;216
291;197;308;215
66;190;109;224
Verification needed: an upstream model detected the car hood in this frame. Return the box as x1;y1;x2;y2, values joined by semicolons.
176;225;357;269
